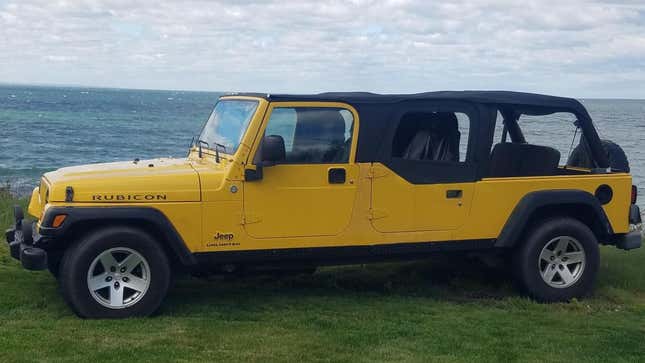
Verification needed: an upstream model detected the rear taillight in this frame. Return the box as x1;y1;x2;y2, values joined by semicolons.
631;185;637;204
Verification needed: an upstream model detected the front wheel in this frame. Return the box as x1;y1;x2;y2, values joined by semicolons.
513;218;600;302
60;226;171;318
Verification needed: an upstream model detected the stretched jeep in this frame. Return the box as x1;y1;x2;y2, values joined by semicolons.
6;91;642;318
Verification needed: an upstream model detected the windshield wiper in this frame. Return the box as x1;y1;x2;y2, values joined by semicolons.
193;137;227;163
212;142;227;163
196;139;209;159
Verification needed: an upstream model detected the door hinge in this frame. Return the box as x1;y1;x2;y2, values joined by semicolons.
241;213;261;225
368;209;388;220
368;165;388;179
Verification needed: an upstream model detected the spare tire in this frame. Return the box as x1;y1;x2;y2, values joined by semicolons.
567;139;630;172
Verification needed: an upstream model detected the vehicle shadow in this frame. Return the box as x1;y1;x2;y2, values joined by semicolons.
163;253;517;313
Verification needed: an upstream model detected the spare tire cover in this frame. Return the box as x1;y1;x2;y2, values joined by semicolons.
567;139;630;172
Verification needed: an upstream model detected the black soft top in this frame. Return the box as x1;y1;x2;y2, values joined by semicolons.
231;90;589;117
224;90;607;168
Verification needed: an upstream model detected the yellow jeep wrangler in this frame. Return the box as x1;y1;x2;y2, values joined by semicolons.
6;91;642;318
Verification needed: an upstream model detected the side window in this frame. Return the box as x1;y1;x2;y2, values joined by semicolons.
516;113;578;165
493;111;505;144
392;111;470;163
264;107;354;163
491;111;578;165
265;108;297;152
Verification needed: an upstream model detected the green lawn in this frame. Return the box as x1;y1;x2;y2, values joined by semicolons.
1;192;644;362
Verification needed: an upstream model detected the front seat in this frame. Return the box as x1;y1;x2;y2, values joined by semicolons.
292;109;346;163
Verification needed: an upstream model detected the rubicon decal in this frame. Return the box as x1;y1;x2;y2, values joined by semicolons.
92;194;168;201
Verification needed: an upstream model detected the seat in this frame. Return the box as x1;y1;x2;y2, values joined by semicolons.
401;112;461;162
427;113;460;162
291;109;347;163
489;143;560;177
403;130;432;160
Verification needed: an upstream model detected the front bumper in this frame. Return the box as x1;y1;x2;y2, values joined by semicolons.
613;230;642;250
5;206;48;270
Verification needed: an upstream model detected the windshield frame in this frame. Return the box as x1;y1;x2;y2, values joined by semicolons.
196;98;260;157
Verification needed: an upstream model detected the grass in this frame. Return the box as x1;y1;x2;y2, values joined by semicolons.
1;191;645;362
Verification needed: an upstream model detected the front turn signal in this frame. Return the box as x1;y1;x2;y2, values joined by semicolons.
52;214;67;228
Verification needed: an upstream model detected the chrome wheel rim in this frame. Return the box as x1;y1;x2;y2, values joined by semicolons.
539;236;586;289
87;247;150;309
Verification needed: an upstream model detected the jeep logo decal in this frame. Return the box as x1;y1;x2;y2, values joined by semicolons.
214;232;234;241
92;194;168;201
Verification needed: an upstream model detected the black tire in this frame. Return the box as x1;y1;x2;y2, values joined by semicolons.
59;226;171;318
513;217;599;302
567;139;630;172
47;251;62;278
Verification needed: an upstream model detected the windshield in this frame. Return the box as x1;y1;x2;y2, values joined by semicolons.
199;99;259;154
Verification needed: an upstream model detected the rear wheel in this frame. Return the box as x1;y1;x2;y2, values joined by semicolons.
60;226;171;318
513;218;599;302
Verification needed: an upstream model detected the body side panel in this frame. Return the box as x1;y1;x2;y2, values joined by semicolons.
41;173;631;258
454;173;632;241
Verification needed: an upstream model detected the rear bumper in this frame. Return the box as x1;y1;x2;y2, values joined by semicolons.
5;206;48;271
629;204;642;225
604;204;643;250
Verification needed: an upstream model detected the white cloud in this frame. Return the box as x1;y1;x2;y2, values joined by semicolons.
44;55;78;62
0;0;644;97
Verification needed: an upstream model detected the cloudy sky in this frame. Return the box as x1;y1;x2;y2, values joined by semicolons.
1;0;644;97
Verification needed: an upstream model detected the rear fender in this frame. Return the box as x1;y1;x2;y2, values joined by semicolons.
495;190;612;247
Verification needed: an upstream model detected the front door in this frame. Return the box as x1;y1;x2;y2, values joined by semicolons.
243;103;359;238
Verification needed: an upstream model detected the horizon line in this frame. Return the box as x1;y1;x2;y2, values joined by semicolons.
1;81;644;101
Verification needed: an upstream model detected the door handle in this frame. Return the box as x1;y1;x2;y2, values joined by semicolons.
328;168;346;184
446;190;462;198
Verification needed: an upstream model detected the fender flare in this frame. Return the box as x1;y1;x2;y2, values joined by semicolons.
495;190;613;247
38;206;197;266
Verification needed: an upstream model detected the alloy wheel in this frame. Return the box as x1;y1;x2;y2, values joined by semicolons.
538;236;586;289
86;247;151;309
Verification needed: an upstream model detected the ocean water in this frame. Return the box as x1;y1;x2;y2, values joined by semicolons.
0;85;218;192
1;85;644;209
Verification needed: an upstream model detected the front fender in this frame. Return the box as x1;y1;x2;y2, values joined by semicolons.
37;206;197;266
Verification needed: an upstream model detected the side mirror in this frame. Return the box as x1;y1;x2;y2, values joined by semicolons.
244;135;286;182
244;167;263;181
262;135;286;165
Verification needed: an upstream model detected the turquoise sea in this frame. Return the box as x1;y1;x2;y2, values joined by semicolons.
1;84;644;209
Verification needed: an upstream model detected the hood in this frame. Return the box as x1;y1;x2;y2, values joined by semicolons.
43;158;201;203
